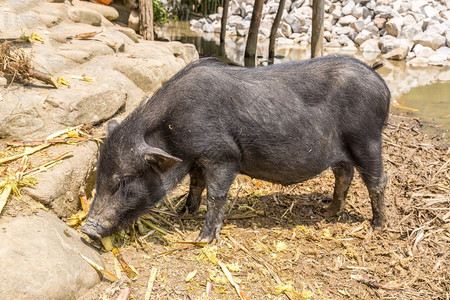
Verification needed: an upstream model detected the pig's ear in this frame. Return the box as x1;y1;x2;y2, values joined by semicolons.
144;148;182;174
106;120;120;137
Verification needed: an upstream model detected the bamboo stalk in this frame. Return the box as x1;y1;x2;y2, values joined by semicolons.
0;184;12;214
0;144;50;166
144;267;158;300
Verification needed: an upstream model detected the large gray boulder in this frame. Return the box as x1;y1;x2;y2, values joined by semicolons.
0;212;103;299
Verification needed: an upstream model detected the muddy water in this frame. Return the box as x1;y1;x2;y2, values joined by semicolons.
156;21;450;132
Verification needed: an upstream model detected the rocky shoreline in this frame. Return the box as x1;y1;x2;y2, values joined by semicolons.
189;0;450;65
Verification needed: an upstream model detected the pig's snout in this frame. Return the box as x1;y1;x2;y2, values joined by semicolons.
81;220;104;240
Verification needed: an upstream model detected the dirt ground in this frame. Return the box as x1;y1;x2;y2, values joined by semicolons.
1;113;449;299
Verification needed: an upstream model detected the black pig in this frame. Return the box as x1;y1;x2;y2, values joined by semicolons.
81;55;390;243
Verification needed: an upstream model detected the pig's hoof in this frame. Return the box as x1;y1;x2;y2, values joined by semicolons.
196;226;221;244
195;234;215;244
371;217;386;229
323;206;340;218
180;204;200;216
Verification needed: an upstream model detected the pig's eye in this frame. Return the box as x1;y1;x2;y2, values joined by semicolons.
112;176;134;194
119;176;134;187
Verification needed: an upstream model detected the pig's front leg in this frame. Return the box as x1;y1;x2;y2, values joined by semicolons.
183;165;206;215
196;162;238;243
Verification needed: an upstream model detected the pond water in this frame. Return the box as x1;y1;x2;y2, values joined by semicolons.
156;21;450;133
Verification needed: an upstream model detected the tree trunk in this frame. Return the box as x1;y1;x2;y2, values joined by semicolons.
244;0;264;59
220;0;230;44
311;0;324;58
268;0;286;60
139;0;154;41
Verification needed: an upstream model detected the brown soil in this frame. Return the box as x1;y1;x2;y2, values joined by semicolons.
2;113;449;299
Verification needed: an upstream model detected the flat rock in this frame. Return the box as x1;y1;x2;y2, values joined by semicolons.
0;212;103;299
399;25;422;40
383;45;409;60
438;70;450;81
354;29;372;45
360;38;381;52
106;41;196;93
338;15;357;26
342;0;355;15
350;20;365;32
385;17;403;37
413;44;435;57
44;73;129;126
373;17;387;29
128;8;139;32
428;54;449;65
436;46;450;59
0;87;48;139
67;7;102;26
379;35;413;53
31;47;79;75
0;10;42;38
0;64;138;140
413;32;446;50
22;142;99;218
73;0;119;21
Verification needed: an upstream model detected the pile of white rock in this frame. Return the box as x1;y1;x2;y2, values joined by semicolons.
189;0;450;64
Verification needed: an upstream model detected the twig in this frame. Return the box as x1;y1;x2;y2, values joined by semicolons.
8;61;58;88
351;274;402;290
164;197;185;232
181;213;259;220
23;151;73;176
149;211;185;237
7;136;104;147
218;260;250;300
149;208;259;220
228;186;243;215
140;218;169;235
112;248;137;279
431;158;450;182
0;184;12;214
156;245;192;256
144;267;158;300
0;144;50;166
149;208;178;217
280;199;296;219
116;287;130;300
79;253;118;281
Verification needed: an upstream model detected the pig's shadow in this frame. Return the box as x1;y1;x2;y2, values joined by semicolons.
176;191;368;233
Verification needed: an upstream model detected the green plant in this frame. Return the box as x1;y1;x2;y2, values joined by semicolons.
153;0;168;25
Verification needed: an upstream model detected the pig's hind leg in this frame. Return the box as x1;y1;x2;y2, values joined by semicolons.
183;165;205;215
349;139;387;228
325;161;354;217
196;161;238;243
